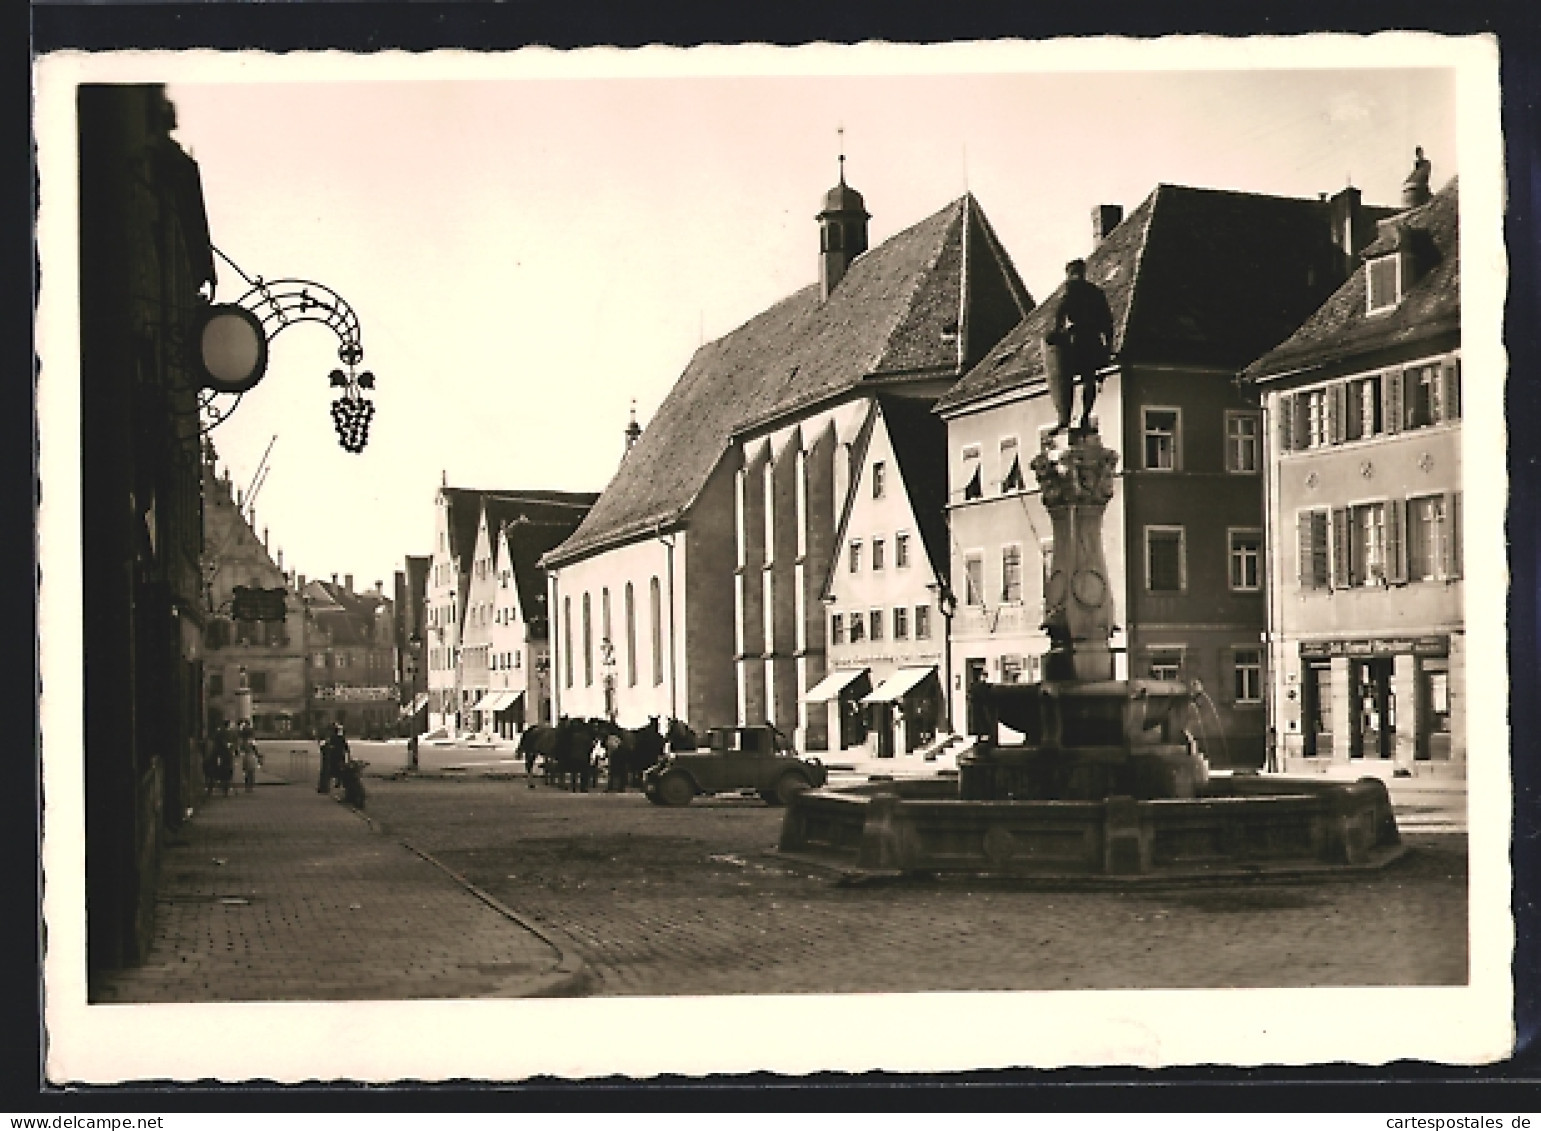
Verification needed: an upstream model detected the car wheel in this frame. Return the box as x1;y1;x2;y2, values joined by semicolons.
656;771;694;807
772;772;811;806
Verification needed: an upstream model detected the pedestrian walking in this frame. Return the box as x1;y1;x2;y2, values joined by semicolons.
407;730;419;773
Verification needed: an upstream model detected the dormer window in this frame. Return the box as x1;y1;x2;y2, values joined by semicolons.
1367;254;1399;313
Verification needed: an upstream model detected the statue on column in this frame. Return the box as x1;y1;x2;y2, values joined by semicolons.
1044;259;1114;436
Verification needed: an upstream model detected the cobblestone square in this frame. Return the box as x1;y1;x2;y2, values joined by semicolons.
366;776;1469;997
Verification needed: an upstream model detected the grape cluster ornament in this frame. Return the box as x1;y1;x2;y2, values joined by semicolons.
331;392;375;453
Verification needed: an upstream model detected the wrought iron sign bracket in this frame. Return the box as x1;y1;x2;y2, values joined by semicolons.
193;247;377;453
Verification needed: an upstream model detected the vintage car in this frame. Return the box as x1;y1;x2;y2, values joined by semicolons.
642;725;827;806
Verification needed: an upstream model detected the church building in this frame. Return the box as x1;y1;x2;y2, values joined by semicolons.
542;167;1033;744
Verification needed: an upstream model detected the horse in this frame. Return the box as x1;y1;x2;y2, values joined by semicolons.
596;717;667;792
517;723;557;787
519;717;602;792
664;717;698;753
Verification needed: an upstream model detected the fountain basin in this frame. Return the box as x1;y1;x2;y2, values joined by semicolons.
777;774;1405;884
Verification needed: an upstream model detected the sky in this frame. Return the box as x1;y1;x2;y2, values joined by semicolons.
164;57;1459;592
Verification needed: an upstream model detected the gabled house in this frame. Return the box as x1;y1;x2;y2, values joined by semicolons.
461;497;583;737
810;396;951;756
1245;174;1462;775
543;175;1032;746
424;483;596;736
303;575;396;738
934;183;1399;767
200;452;308;737
394;555;430;733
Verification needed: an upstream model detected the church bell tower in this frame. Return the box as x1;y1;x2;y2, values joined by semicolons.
818;147;869;300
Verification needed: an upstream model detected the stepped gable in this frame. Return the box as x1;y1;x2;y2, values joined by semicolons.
481;493;598;637
549;194;1031;564
938;184;1369;412
1247;178;1459;379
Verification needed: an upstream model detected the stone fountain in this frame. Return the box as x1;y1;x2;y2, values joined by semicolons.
779;427;1405;883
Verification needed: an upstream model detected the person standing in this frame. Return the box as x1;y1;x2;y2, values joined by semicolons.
407;729;420;773
1046;258;1114;434
238;722;261;793
318;723;349;794
206;721;233;797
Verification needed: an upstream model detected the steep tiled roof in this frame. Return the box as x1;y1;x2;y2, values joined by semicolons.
443;487;595;570
546;194;1032;564
937;184;1368;412
876;395;950;585
482;495;596;636
306;580;390;648
1246;178;1459;379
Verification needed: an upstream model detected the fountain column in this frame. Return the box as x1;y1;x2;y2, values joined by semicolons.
1031;432;1121;682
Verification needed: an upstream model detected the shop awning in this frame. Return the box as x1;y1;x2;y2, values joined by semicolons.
467;692;495;712
802;668;870;704
860;666;938;704
485;690;524;713
399;693;428;718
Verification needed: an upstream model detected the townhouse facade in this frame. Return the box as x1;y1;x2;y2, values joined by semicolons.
80;85;217;979
935;184;1399;767
460;497;577;736
303;576;397;738
543;176;1032;746
1247;176;1463;774
425;483;596;735
200;453;308;736
811;396;951;756
395;555;430;733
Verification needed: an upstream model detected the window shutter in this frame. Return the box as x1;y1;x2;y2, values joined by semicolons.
1442;357;1462;422
1447;490;1463;578
1383;368;1403;434
1297;512;1315;589
1386;499;1406;583
1327;383;1346;445
1278;394;1295;453
1331;507;1351;589
1295;395;1312;448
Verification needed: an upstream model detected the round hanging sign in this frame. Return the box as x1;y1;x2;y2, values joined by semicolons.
193;304;269;394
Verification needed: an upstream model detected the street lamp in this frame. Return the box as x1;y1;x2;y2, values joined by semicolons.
928;581;959;732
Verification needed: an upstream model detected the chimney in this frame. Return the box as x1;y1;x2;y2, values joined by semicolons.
345;574;354;592
374;580;384;594
332;573;339;586
298;573;306;591
263;526;269;550
1327;186;1374;277
1092;204;1123;244
1400;146;1433;208
277;547;284;570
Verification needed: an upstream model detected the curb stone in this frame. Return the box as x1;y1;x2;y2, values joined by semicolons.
347;805;592;998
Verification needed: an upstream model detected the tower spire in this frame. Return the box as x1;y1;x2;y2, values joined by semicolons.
817;128;869;300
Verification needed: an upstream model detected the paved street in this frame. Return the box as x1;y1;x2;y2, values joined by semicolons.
94;747;1468;1003
91;760;583;1003
364;774;1469;997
